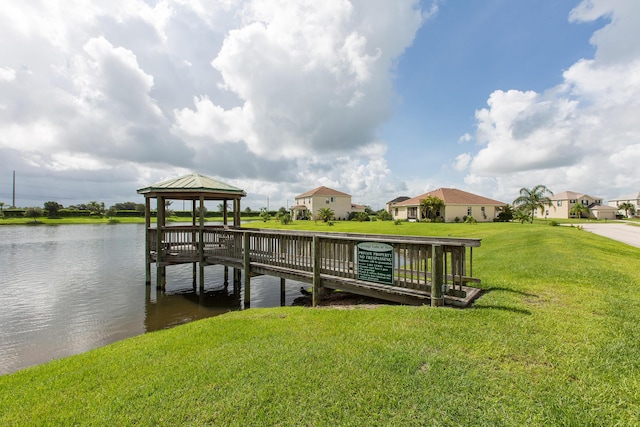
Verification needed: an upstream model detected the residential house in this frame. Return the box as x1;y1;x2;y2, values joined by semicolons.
608;192;640;216
538;191;616;220
392;188;506;222
291;186;365;220
385;196;410;214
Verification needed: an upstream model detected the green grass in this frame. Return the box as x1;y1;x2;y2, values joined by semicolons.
2;221;640;425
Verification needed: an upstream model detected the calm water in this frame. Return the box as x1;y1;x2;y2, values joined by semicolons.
0;223;304;375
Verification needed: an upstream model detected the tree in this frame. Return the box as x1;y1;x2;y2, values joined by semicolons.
24;207;43;222
244;206;253;213
106;207;118;218
513;208;531;224
87;201;105;217
377;210;393;221
195;205;208;218
135;203;146;217
113;202;137;210
496;204;514;222
618;202;635;218
419;196;445;222
512;185;554;223
317;207;335;222
0;201;5;217
164;200;174;218
569;203;590;219
44;201;62;218
259;208;270;222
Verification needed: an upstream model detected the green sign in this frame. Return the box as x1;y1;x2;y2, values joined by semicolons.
357;242;394;285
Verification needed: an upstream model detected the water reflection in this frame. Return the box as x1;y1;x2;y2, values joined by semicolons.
0;224;305;375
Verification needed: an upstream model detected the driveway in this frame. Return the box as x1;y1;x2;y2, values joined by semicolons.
573;221;640;249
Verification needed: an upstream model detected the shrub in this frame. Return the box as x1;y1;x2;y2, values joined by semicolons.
394;219;402;225
549;220;559;226
454;217;460;223
465;216;477;224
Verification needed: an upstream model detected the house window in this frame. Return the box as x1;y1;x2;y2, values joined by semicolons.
582;199;588;205
394;208;398;215
467;207;472;216
570;199;577;203
557;201;562;207
408;207;417;218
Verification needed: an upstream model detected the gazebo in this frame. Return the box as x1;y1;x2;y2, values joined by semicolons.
137;173;246;289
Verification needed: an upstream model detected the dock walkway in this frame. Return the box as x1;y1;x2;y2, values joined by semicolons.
146;226;483;307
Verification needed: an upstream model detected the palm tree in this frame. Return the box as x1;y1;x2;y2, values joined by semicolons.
317;207;334;222
569;203;590;219
419;196;445;222
618;202;635;218
513;185;554;223
513;208;531;224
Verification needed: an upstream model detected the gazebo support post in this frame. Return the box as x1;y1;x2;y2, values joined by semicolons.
192;199;197;289
199;196;205;292
243;231;251;308
156;195;166;290
144;196;151;285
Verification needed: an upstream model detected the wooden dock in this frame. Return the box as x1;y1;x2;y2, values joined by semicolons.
146;226;483;308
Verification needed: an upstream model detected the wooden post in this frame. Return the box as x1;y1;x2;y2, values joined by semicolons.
312;235;321;307
236;198;241;226
280;278;286;306
431;244;444;307
144;196;151;285
192;199;197;288
243;231;251;308
199;196;205;292
223;200;228;226
156;195;165;290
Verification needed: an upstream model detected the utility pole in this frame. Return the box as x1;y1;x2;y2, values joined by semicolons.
12;170;16;208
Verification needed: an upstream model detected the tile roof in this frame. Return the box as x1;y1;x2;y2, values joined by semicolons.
295;186;351;199
609;192;640;201
551;190;602;201
395;188;505;206
387;196;410;204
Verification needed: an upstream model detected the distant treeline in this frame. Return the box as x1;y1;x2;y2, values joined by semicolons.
2;208;276;219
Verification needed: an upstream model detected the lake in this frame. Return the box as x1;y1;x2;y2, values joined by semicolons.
0;223;305;375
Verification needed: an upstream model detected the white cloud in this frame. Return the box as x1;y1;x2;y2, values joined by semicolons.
461;0;640;201
458;133;472;144
0;66;16;82
0;0;427;207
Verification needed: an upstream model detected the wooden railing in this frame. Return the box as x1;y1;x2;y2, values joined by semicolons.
147;226;481;306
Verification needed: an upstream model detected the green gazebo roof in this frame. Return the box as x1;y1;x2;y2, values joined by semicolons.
137;173;246;199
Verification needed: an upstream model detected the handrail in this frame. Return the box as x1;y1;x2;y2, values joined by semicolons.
146;225;481;305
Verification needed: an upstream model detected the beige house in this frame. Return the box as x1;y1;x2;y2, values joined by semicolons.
392;188;506;222
291;186;365;220
538;191;616;220
608;192;640;216
386;196;410;214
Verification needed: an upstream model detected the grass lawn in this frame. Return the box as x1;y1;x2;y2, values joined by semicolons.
1;220;639;425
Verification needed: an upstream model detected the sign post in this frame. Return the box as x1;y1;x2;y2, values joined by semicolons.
357;242;394;285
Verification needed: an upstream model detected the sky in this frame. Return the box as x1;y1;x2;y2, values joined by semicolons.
1;0;639;211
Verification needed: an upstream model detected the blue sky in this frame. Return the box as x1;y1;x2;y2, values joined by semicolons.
0;0;638;210
385;0;605;199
